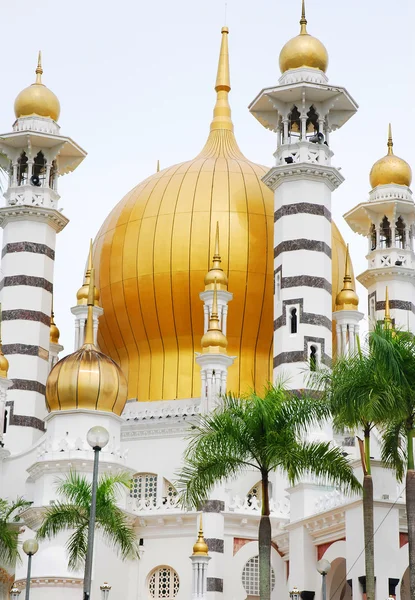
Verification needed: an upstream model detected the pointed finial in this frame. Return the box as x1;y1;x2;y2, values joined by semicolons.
384;286;392;329
344;244;351;283
210;26;233;132
84;267;96;345
157;159;160;173
192;514;209;556
87;239;93;274
300;0;308;34
204;223;228;290
213;222;221;262
50;297;60;345
387;123;393;156
335;245;359;310
35;51;43;84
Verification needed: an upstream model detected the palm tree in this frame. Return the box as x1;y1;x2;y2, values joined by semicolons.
370;326;415;600
176;385;361;600
0;497;31;566
311;331;394;600
37;471;139;570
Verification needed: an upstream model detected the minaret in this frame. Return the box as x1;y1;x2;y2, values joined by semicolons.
190;515;211;600
49;301;63;370
199;223;233;336
196;279;234;413
333;245;364;357
345;125;415;331
71;239;103;348
0;53;86;451
249;2;358;389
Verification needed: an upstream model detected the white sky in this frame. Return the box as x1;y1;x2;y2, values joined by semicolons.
0;0;413;353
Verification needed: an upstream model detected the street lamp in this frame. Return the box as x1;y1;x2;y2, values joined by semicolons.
100;582;111;600
22;539;39;600
10;584;21;600
289;587;300;600
83;426;109;600
317;558;331;600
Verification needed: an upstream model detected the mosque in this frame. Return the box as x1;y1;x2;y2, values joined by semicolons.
0;2;413;599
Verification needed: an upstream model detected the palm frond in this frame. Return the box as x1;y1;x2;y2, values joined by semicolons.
66;524;88;571
36;503;87;541
380;420;406;482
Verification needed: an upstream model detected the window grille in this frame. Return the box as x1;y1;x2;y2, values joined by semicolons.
242;556;275;596
130;473;158;505
148;566;180;599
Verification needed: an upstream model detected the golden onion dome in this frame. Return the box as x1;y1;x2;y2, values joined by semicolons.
335;245;359;310
77;241;100;306
50;311;60;344
46;269;127;415
14;52;60;122
193;516;209;556
0;346;9;379
91;26;355;402
370;124;412;189
279;1;328;74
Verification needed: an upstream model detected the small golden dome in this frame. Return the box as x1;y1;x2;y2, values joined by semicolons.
204;222;228;290
370;124;412;189
201;279;228;352
279;1;328;73
14;52;60;122
193;515;209;556
50;311;60;345
0;346;9;379
46;269;127;415
77;240;100;306
335;245;359;311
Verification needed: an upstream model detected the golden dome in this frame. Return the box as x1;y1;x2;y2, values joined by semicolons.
370;124;412;189
46;269;127;415
77;240;100;306
279;1;328;74
204;223;228;290
335;245;359;310
193;515;209;556
0;346;9;379
50;311;60;345
91;26;355;401
14;52;60;122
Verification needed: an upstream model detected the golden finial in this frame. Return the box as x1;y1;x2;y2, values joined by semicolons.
335;245;359;310
35;51;43;84
384;286;392;329
0;304;9;378
387;123;393;156
77;240;100;306
300;0;308;33
210;26;233;133
50;297;60;344
192;514;209;556
84;267;96;345
157;160;160;173
204;222;228;290
201;278;228;352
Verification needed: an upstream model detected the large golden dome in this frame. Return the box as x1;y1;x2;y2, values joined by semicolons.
14;52;60;122
92;27;354;402
370;124;412;189
279;1;328;74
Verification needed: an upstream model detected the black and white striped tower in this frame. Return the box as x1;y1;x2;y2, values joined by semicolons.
249;2;357;390
0;53;86;452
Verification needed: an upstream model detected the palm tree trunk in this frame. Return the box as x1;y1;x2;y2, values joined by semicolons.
363;474;375;600
406;429;415;599
259;473;271;600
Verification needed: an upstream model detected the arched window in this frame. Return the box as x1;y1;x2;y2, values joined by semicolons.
130;473;158;506
306;105;319;136
162;479;178;504
310;345;317;371
242;556;275;597
395;216;406;249
288;106;301;138
247;482;262;507
290;308;298;334
370;224;377;251
379;216;391;249
17;151;28;186
148;566;179;600
32;151;46;186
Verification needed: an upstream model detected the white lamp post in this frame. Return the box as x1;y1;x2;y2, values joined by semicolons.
22;539;39;600
100;582;111;600
83;426;109;600
289;587;301;600
317;559;331;600
10;584;21;600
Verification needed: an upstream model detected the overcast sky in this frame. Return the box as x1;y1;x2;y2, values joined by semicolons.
0;0;413;353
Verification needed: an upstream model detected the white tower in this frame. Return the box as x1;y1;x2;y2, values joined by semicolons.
333;246;364;357
71;240;102;349
249;2;357;389
344;125;415;330
190;516;211;600
0;53;86;451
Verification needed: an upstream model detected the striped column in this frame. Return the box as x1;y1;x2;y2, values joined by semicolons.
0;210;68;452
202;488;225;600
264;168;344;390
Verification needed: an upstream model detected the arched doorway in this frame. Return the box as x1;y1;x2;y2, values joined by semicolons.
401;567;410;600
327;558;351;600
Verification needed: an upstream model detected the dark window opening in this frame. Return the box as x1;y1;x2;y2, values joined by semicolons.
379;216;391;249
31;151;46;187
370;224;377;251
288;106;301;138
310;345;317;371
395;216;406;249
17;152;28;186
290;308;298;334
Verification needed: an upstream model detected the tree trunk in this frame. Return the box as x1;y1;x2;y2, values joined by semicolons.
259;473;271;600
406;427;415;599
363;474;375;600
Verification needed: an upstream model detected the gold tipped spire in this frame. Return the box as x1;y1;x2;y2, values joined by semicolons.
77;240;100;306
157;159;160;173
35;51;43;84
84;268;96;345
369;124;412;188
300;0;307;33
50;297;60;345
204;222;228;290
201;279;228;353
335;245;359;310
210;26;233;132
387;123;393;156
384;286;392;329
0;304;9;379
192;514;209;556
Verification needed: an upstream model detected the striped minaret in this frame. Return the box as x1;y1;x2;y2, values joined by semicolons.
0;53;86;452
249;2;357;390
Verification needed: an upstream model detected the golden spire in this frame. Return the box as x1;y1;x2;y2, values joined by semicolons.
384;286;392;329
201;279;228;353
0;304;9;378
300;0;307;34
210;26;233;132
335;245;359;310
387;123;393;156
77;240;100;306
157;159;160;172
84;267;96;345
204;222;228;290
36;51;43;84
192;514;209;556
50;297;60;345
